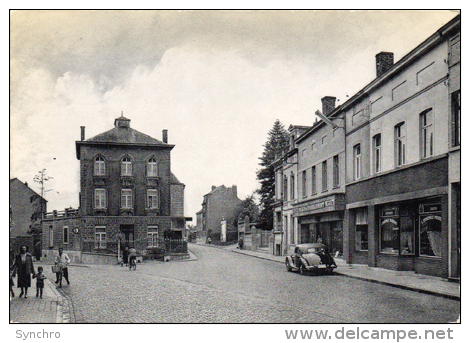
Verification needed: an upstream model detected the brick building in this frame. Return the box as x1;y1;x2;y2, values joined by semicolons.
195;185;241;243
41;114;189;263
10;178;47;256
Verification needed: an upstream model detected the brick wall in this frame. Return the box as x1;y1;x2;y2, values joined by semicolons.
170;183;185;217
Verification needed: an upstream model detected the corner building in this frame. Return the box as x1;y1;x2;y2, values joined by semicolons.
42;115;188;262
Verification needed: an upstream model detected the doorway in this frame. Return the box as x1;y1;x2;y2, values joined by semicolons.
120;225;135;247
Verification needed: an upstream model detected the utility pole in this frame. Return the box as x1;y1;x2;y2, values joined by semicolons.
33;169;53;199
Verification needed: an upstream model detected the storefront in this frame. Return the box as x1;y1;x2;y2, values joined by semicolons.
294;194;345;256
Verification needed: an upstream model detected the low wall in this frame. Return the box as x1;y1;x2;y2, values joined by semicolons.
41;249;82;264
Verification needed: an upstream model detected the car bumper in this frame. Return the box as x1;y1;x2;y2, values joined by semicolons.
305;264;337;270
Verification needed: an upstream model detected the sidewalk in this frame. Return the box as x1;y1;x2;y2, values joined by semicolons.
9;264;74;324
193;243;460;300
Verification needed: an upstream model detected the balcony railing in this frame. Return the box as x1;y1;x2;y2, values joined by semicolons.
43;208;79;219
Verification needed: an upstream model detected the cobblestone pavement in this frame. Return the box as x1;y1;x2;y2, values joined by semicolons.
58;244;460;323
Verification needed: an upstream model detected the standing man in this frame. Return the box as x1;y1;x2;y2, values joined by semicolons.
55;248;71;285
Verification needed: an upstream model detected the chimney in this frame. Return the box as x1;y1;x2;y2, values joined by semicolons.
24;181;28;187
321;96;336;116
211;185;217;191
232;185;237;197
80;126;85;141
376;52;394;77
162;129;168;143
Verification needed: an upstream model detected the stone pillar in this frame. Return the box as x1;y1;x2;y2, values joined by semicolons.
343;209;355;264
367;204;378;267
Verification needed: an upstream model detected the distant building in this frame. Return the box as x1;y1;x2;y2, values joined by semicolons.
10;178;47;256
41;114;190;263
195;185;241;243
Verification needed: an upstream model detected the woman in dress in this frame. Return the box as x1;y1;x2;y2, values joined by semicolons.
14;245;36;298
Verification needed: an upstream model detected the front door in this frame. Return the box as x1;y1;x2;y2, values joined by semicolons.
120;225;135;247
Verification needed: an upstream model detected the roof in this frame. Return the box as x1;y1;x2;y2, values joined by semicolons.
10;178;47;202
170;172;183;185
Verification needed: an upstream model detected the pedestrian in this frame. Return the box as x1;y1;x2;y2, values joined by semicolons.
122;246;129;266
208;237;212;244
54;248;71;287
9;246;16;298
34;266;47;298
317;237;323;244
14;245;36;298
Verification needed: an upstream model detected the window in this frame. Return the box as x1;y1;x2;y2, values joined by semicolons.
322;160;328;191
395;123;406;166
301;170;307;198
94;156;106;176
95;226;106;249
147;189;159;209
121;189;133;209
452;91;460;147
355;208;368;251
147;226;159;247
333;155;340;188
290;174;295;200
283;175;288;201
94;188;106;209
121;157;132;176
419;202;442;257
420;109;434;158
353;144;361;180
147;157;158;177
373;134;382;173
311;166;317;195
311;140;316;150
302;149;306;157
322;135;327;145
49;226;53;247
380;209;399;254
290;217;295;244
63;227;69;244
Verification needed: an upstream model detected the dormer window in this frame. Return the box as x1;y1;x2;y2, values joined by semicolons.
147;157;158;177
121;157;132;176
94;156;106;176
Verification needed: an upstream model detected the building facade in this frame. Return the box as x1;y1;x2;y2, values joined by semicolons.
273;15;460;279
342;16;460;278
195;185;241;243
41;115;189;262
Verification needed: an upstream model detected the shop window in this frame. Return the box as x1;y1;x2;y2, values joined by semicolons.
395;122;406;167
94;156;106;176
420;109;434;159
121;189;133;209
355;208;368;251
121;156;132;176
419;202;442;257
311;166;317;195
94;188;107;209
63;227;69;245
380;207;399;254
333;155;340;187
147;226;159;247
147;157;158;177
373;134;381;174
95;226;107;249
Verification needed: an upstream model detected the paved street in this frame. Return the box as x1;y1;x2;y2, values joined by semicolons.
55;244;459;323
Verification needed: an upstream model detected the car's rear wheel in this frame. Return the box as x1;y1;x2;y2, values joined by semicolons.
299;264;306;275
285;259;292;272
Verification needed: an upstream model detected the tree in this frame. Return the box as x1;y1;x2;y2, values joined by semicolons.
256;120;290;230
230;193;260;229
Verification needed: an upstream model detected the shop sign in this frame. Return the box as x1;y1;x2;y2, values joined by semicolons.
421;215;442;224
294;198;335;215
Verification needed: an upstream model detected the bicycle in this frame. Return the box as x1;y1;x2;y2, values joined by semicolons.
129;257;137;271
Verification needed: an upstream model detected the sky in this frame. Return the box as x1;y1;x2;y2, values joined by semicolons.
9;10;459;222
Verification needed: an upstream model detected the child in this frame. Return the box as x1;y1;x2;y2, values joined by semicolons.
34;266;47;298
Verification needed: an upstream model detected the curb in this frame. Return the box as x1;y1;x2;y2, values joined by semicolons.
46;279;76;323
228;248;460;301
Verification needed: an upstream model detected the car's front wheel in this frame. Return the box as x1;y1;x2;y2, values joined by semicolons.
325;266;334;275
299;264;306;275
286;259;292;272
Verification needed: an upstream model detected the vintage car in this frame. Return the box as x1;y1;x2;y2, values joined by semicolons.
285;243;337;275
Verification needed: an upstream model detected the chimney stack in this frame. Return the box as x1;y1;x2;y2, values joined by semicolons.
80;126;85;141
212;185;217;191
376;52;394;77
162;129;168;143
232;185;237;197
321;96;336;116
